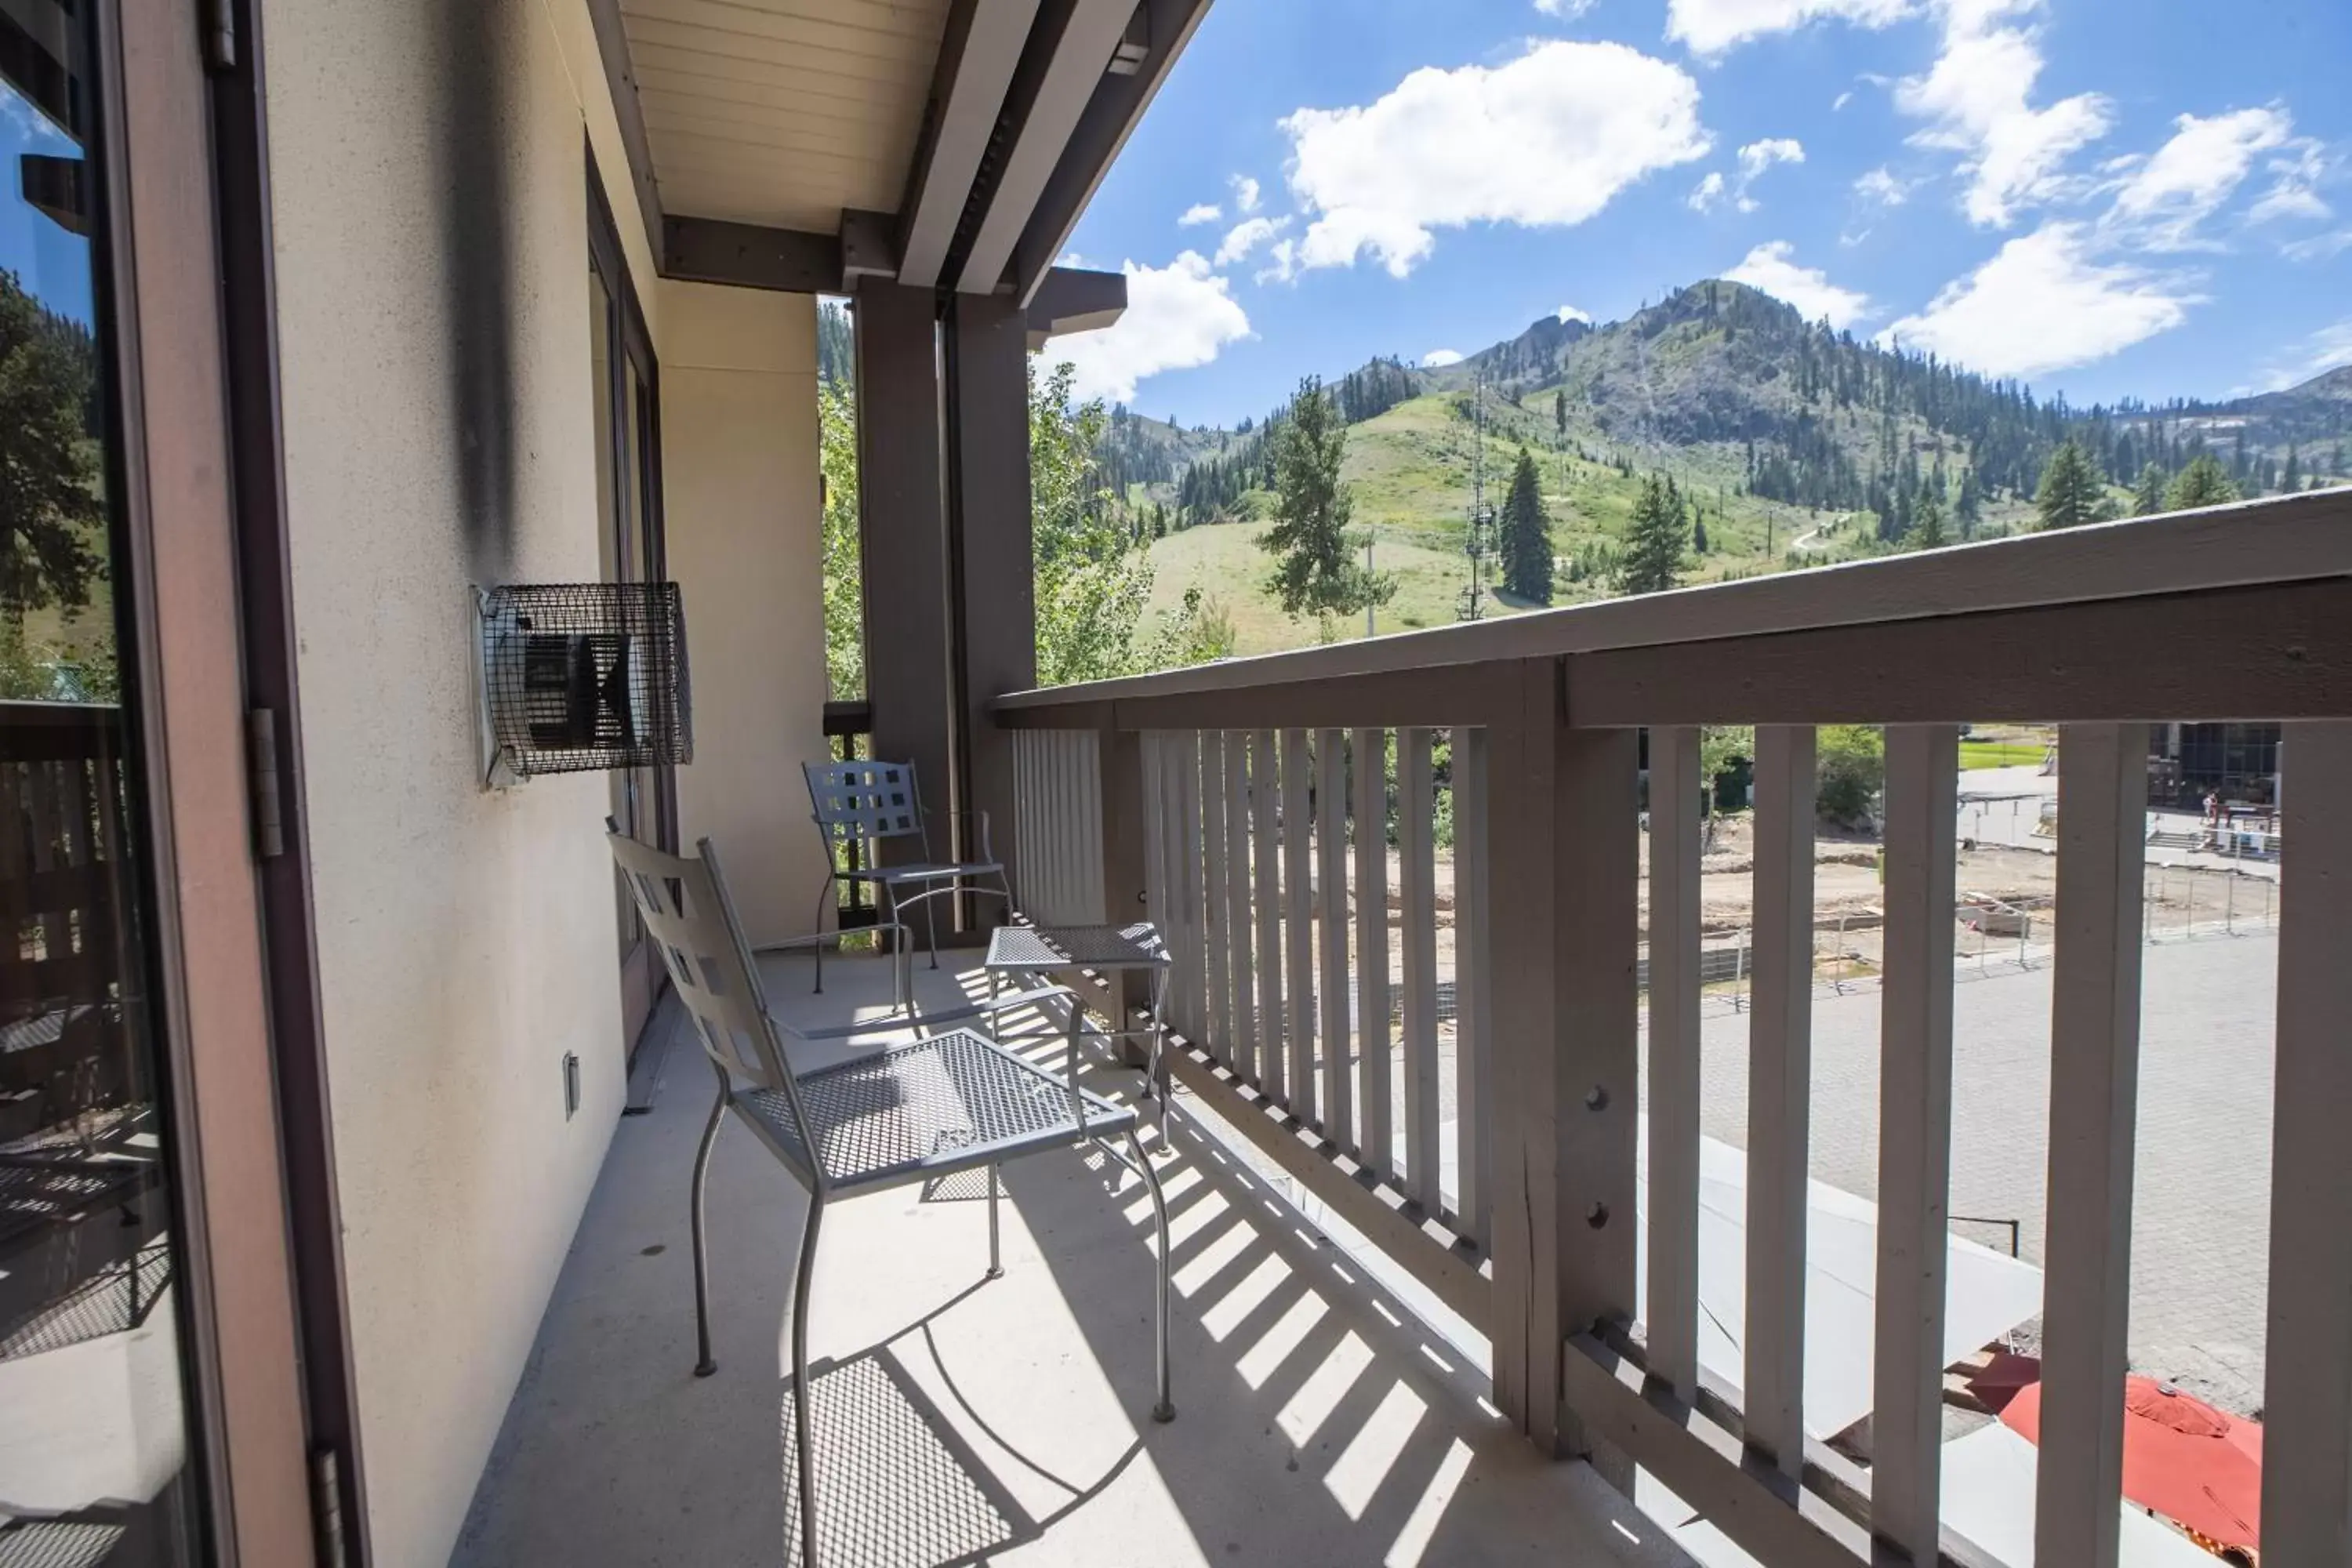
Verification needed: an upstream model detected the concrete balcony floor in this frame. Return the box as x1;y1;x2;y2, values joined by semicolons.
454;947;1686;1568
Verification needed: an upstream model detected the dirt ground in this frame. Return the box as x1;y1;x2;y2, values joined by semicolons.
1324;816;2270;990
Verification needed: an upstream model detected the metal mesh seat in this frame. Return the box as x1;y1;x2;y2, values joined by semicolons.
739;1030;1134;1191
606;829;1171;1568
802;760;1015;1011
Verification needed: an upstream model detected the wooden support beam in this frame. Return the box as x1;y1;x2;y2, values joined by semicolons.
1316;730;1351;1149
1282;730;1315;1123
1352;728;1391;1179
1451;726;1492;1247
662;215;840;294
1398;728;1440;1212
898;0;1041;288
2035;722;2147;1568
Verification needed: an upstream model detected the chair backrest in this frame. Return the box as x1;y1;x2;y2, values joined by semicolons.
607;831;815;1149
803;759;929;853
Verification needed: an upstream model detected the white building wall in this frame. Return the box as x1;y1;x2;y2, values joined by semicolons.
658;282;833;947
259;1;695;1561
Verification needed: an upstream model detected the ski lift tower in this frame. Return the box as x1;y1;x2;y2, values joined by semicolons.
1458;368;1492;622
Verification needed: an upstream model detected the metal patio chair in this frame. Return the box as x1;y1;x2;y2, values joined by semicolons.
606;829;1173;1568
803;759;1013;1011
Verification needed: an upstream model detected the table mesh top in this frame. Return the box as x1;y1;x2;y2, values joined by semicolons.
985;922;1168;970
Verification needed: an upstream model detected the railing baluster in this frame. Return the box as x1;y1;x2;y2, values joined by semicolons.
1451;726;1490;1245
2263;718;2352;1566
1646;725;1703;1403
1283;729;1316;1123
2036;723;2148;1568
1141;732;1168;945
1397;728;1440;1211
1316;728;1352;1151
1253;730;1286;1102
1871;723;1958;1565
1225;732;1258;1083
1746;724;1817;1475
1352;728;1392;1178
1200;731;1232;1057
1174;731;1206;1045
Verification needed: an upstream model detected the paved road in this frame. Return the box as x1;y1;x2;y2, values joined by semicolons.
1689;929;2278;1415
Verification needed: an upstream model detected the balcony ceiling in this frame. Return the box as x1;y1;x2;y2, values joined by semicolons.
621;0;952;234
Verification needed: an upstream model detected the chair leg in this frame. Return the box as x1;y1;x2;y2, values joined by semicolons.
926;886;942;971
689;1073;728;1377
788;1192;826;1568
811;875;836;995
1125;1129;1174;1423
883;886;906;1011
985;1163;1004;1279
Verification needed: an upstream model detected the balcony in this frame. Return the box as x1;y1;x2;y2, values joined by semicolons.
459;490;2350;1568
452;949;1679;1567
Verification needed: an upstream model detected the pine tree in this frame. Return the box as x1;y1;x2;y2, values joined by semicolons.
1620;475;1686;595
2282;445;2302;492
2165;453;2238;510
1554;389;1567;439
2133;462;2167;516
2034;439;2103;530
1693;514;1710;554
1911;492;1947;550
1498;447;1552;604
0;274;104;628
1956;468;1982;537
1258;377;1393;619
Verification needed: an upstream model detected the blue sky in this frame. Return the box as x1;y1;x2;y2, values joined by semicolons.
0;80;93;324
1058;0;2352;428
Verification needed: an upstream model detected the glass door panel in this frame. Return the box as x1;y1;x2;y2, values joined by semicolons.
0;3;202;1561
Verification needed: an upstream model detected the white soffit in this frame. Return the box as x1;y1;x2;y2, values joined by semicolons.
622;0;953;232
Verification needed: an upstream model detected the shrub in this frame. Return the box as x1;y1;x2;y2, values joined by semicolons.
1816;724;1884;827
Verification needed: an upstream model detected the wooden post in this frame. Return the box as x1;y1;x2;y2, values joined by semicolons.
1486;659;1639;1453
855;281;951;945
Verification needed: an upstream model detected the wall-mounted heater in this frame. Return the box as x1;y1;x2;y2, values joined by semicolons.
474;583;691;787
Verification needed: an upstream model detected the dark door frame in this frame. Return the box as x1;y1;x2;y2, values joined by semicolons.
198;0;374;1559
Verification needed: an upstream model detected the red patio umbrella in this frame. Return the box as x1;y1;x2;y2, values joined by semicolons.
1999;1374;2263;1555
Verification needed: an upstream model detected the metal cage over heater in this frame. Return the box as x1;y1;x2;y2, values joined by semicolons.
476;583;691;782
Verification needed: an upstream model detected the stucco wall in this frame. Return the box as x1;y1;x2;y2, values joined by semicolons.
658;283;833;946
263;2;664;1562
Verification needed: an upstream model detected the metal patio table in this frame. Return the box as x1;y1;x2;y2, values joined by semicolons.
983;922;1174;1134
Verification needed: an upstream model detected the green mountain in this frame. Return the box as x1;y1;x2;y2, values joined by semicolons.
1106;280;2350;654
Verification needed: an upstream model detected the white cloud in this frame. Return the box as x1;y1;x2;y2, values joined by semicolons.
0;89;67;148
1534;0;1597;13
1895;1;2113;228
1230;175;1262;214
1879;223;2195;378
2105;107;2292;250
1725;241;1872;328
1049;252;1252;405
1421;348;1466;367
2283;227;2352;263
2249;140;2333;227
2243;318;2352;394
1693;138;1806;212
1855;165;1910;205
1665;0;1913;56
1279;40;1710;278
1177;202;1221;227
1557;303;1594;324
1833;89;1854;111
1214;216;1288;267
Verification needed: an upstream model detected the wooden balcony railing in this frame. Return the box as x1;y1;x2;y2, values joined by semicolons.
993;489;2352;1568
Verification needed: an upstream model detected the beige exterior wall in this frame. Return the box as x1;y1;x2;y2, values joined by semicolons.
658;282;833;946
256;2;782;1563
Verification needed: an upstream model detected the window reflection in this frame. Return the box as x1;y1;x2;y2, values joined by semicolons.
0;5;201;1563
